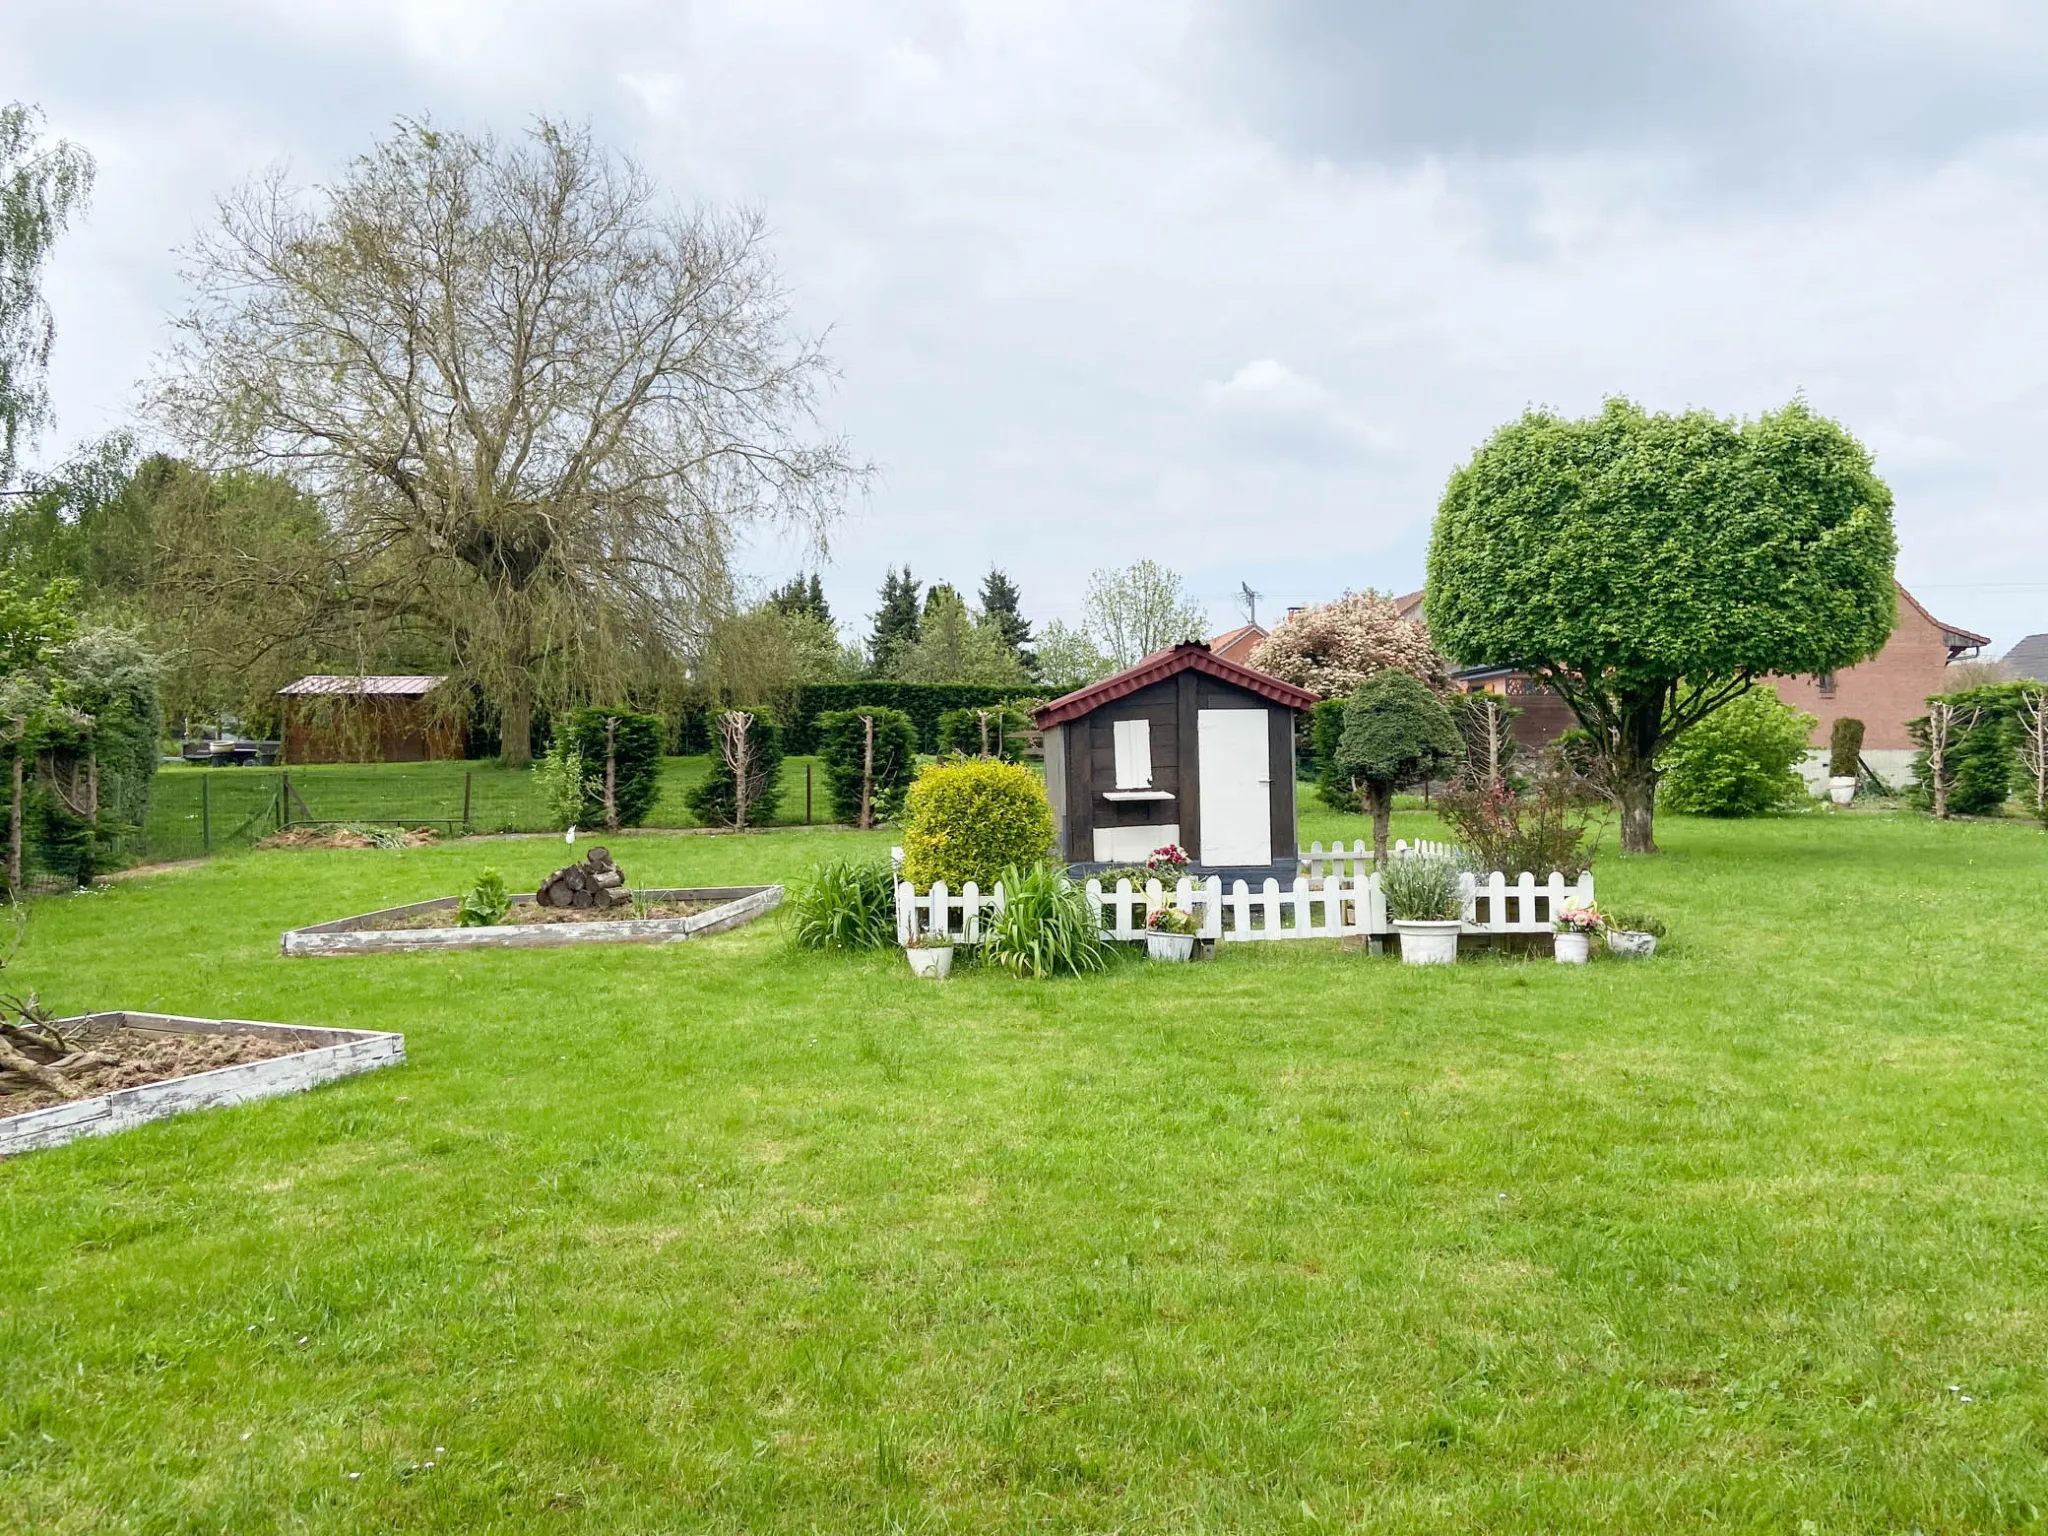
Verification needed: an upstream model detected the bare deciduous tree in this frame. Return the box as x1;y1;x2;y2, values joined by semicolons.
155;117;860;761
1083;561;1207;669
2017;687;2048;821
718;710;755;831
1;102;95;485
1921;700;1976;820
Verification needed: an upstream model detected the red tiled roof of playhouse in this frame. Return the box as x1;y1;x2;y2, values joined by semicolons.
1033;642;1316;727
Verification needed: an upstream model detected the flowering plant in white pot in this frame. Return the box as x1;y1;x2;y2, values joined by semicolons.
1552;901;1606;964
1145;904;1199;962
1380;847;1468;965
905;929;955;979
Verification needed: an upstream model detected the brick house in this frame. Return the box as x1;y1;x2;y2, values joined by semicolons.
1393;582;1986;780
1206;622;1269;667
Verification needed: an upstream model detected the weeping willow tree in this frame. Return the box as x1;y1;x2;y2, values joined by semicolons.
153;117;858;760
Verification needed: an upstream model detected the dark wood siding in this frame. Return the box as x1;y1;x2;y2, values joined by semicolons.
284;695;462;764
1267;704;1296;861
1084;679;1184;833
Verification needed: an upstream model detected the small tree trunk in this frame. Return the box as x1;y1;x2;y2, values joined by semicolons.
858;713;875;831
7;749;20;898
602;716;619;833
1367;781;1392;867
1616;770;1658;855
1484;700;1501;789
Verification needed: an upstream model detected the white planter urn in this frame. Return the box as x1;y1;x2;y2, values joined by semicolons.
905;945;953;979
1554;931;1591;964
1147;932;1196;963
1393;919;1462;966
1606;930;1657;958
1827;775;1857;806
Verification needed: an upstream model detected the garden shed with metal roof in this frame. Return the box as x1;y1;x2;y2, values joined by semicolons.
277;675;462;764
1033;642;1315;882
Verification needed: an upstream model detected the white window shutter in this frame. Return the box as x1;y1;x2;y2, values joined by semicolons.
1112;719;1153;788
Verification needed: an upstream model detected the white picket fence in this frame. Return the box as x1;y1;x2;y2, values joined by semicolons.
893;864;1593;946
1298;838;1453;881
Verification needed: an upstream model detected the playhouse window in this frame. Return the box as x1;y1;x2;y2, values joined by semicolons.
1112;719;1153;788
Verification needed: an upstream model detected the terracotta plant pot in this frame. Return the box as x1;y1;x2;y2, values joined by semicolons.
905;945;953;979
1554;931;1591;964
1393;919;1462;966
1146;932;1195;963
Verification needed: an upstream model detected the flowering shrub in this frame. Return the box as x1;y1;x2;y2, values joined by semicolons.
1436;767;1597;878
1146;905;1199;935
1553;902;1607;935
1146;843;1189;878
1248;590;1447;698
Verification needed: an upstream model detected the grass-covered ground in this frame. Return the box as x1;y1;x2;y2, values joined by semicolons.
4;809;2047;1532
143;755;836;857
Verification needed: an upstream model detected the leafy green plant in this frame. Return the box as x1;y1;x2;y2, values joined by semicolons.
1145;905;1198;936
980;862;1107;978
936;704;1032;763
1334;671;1464;863
815;707;919;826
1435;765;1597;878
457;867;512;927
1606;911;1667;939
1658;686;1815;817
908;930;955;950
787;857;898;951
1378;847;1468;923
1828;717;1865;779
562;708;665;829
900;758;1055;889
531;738;592;830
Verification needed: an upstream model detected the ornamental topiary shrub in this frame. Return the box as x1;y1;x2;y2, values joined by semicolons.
1828;717;1865;779
815;707;919;827
1334;671;1464;862
1309;698;1354;812
687;712;785;828
1658;686;1815;817
900;758;1054;889
561;707;664;829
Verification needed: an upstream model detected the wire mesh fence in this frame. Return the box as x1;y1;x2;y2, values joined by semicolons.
129;756;833;868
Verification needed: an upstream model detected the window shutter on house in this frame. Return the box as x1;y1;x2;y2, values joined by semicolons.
1112;719;1153;789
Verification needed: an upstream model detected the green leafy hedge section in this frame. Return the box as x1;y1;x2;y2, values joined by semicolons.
561;708;665;829
815;708;919;827
785;683;1042;754
687;712;786;829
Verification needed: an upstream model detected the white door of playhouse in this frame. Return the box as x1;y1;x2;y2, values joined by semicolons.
1198;708;1271;867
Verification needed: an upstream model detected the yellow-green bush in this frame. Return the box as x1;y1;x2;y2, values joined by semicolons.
900;758;1055;888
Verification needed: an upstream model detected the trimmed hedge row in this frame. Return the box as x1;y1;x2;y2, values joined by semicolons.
784;684;1044;754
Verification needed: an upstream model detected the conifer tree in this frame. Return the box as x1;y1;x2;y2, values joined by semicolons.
979;567;1035;675
866;566;921;674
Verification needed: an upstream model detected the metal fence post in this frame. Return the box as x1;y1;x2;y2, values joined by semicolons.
463;769;473;831
279;770;289;831
202;772;211;854
805;764;812;825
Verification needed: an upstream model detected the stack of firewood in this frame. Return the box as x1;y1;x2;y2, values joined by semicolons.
536;847;631;910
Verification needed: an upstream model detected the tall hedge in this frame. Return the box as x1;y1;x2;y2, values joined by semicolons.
815;707;919;825
1908;682;2035;816
786;683;1041;753
687;713;785;828
936;704;1031;763
562;707;664;828
900;759;1055;888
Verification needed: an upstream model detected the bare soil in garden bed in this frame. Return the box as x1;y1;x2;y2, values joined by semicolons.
0;1023;303;1115
361;898;724;931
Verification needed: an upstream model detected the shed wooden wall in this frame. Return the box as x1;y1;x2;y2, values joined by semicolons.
283;696;463;764
1054;671;1296;868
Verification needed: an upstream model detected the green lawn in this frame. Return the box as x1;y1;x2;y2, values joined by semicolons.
143;756;838;857
4;811;2048;1532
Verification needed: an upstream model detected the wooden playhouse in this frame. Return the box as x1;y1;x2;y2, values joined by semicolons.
1033;643;1315;881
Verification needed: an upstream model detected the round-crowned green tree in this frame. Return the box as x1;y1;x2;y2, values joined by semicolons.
1426;398;1896;853
1333;671;1464;866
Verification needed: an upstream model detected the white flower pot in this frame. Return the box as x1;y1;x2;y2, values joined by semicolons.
1606;929;1657;958
905;945;953;979
1147;932;1195;963
1393;919;1462;966
1554;931;1591;964
1828;775;1857;806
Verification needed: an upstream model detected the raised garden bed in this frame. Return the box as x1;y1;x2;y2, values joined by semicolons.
0;1012;404;1156
282;885;783;956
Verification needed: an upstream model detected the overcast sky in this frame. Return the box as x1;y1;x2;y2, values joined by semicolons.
15;0;2048;651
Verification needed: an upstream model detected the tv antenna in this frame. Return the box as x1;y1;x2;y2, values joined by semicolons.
1238;581;1262;627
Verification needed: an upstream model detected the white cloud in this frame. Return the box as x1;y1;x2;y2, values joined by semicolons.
11;1;2048;646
